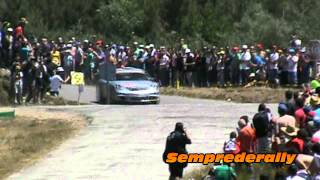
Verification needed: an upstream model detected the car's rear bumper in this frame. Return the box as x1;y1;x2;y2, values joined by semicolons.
115;93;160;103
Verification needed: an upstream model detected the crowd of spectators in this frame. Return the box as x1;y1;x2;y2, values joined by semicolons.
214;88;320;179
0;18;315;105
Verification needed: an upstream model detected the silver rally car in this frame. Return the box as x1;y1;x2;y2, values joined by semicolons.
97;67;160;104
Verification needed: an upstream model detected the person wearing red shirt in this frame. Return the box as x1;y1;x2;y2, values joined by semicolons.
295;98;307;128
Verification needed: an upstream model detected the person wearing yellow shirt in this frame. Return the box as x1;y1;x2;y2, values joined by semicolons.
51;46;61;67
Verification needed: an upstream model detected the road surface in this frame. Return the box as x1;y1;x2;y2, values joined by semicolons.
8;85;277;180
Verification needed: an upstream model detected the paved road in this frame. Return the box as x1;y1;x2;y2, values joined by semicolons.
9;85;277;180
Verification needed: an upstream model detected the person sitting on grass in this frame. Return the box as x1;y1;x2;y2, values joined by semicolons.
223;131;239;154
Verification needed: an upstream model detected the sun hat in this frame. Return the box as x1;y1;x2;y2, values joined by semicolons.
310;95;320;106
280;125;299;137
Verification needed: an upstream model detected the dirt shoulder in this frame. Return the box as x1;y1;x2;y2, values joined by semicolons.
161;87;297;103
0;107;88;179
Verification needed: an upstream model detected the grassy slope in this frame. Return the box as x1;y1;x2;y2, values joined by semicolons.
0;115;86;179
161;87;295;103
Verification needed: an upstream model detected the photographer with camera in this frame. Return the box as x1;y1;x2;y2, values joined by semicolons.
163;122;192;180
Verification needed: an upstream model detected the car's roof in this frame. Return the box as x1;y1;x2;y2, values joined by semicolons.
116;67;145;74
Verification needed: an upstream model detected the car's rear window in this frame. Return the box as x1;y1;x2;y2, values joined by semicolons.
116;73;148;81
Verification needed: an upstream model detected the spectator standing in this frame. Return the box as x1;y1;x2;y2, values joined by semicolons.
159;48;170;86
267;46;279;85
51;45;61;67
239;45;251;86
287;49;299;85
49;68;65;96
253;104;271;153
184;49;195;87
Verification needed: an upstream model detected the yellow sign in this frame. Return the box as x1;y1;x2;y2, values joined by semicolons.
71;71;85;85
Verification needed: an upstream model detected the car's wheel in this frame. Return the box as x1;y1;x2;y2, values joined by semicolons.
100;97;106;104
151;100;160;105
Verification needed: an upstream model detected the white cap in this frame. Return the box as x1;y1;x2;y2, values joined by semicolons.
7;28;13;32
242;45;248;49
57;67;64;72
185;48;191;54
149;44;155;48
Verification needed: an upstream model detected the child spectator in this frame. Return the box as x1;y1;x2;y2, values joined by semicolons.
223;131;239;154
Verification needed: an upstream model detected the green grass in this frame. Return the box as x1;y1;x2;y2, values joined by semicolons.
161;87;294;103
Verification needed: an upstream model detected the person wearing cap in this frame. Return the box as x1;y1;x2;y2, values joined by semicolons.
49;68;66;97
287;48;299;85
240;45;251;86
184;48;195;87
216;50;226;87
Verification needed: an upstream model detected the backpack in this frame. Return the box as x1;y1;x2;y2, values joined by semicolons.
66;55;73;66
253;111;270;137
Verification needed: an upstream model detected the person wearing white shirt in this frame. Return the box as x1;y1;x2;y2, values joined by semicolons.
49;70;65;96
240;45;251;85
268;48;279;84
287;49;299;85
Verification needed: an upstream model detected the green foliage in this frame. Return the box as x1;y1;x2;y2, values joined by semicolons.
1;0;320;46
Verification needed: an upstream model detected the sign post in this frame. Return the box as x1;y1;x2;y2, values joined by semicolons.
71;71;85;105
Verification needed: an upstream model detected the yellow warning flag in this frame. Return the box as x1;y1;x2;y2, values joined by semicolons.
71;71;85;85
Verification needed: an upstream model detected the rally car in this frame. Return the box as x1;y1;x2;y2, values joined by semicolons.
97;67;160;104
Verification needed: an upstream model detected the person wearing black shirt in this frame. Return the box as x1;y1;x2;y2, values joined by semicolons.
163;122;191;180
253;104;271;153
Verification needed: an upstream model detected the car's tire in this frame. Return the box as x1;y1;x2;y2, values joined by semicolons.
100;97;106;104
152;100;160;105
